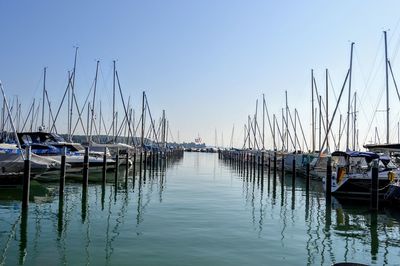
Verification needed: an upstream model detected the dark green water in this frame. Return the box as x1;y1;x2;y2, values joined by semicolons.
1;152;400;265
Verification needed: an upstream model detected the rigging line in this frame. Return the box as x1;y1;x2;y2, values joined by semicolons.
115;71;135;144
362;85;386;145
319;69;350;154
389;17;400;64
168;123;175;143
71;75;96;135
50;72;73;132
354;92;369;141
274;115;285;151
295;110;309;152
144;94;161;145
328;71;342;115
45;90;57;134
354;47;369;92
357;35;384;111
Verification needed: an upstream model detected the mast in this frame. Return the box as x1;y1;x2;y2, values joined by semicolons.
69;47;78;141
41;67;46;130
318;95;322;151
254;99;258;150
90;60;99;143
112;60;116;142
311;69;315;152
162;110;166;148
325;68;329;150
262;94;265;150
346;42;354;150
384;31;390;144
285;91;289;151
140;91;146;149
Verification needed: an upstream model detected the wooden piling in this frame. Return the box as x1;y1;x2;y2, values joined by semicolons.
261;152;264;177
102;147;107;184
139;151;143;173
253;154;256;177
83;146;89;189
325;157;332;199
115;148;119;183
292;157;296;186
22;147;31;209
371;159;379;211
59;147;66;198
306;162;310;193
281;155;285;181
133;152;136;175
125;152;129;182
273;153;277;180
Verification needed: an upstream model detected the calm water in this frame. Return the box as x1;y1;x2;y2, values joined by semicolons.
1;152;400;265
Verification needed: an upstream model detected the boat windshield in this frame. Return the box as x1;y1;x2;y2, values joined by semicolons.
349;157;369;172
380;159;398;170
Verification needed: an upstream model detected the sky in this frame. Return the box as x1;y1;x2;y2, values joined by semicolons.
1;1;400;149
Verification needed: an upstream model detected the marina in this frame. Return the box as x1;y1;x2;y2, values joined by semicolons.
3;1;400;265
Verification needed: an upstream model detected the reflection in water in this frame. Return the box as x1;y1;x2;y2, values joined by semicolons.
19;210;27;265
2;154;400;265
221;155;400;265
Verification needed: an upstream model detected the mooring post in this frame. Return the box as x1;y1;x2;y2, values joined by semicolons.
59;147;66;198
325;157;332;199
83;146;89;189
102;147;107;185
261;152;264;178
133;152;136;176
273;152;277;180
306;162;310;194
139;150;143;173
268;156;271;178
22;146;31;209
281;155;285;187
246;153;250;176
125;152;129;182
253;154;256;177
144;150;147;168
371;159;379;211
156;150;159;168
115;147;119;183
292;157;296;186
257;154;261;178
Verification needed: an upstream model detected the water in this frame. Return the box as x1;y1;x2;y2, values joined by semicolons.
1;152;400;265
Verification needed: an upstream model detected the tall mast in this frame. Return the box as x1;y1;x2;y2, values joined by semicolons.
318;95;322;151
262;94;265;149
69;47;78;141
325;68;329;150
112;60;116;142
254;99;258;149
285;91;289;151
140;91;145;149
162;110;166;148
90;60;99;143
41;67;46;130
384;31;390;144
346;42;354;150
311;69;315;152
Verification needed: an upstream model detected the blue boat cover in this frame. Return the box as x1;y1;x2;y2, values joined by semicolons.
331;150;379;159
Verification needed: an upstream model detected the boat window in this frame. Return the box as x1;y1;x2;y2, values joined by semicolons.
349;157;368;171
383;159;397;169
21;135;32;144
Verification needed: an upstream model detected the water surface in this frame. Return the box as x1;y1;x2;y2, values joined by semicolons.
1;152;399;265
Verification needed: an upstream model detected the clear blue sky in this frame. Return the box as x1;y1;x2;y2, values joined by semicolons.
1;1;400;148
